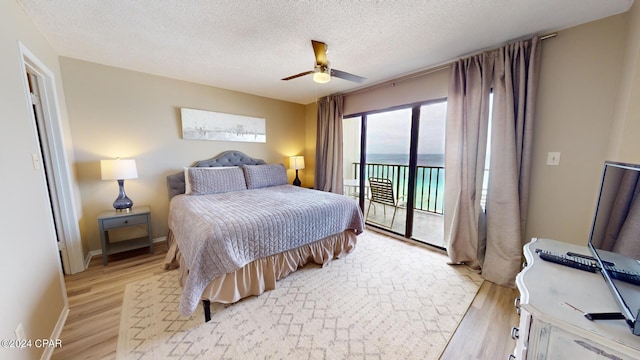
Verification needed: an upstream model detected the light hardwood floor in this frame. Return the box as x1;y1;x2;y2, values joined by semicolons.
52;241;520;360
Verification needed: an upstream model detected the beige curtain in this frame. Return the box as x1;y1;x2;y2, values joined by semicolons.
444;54;494;271
445;36;541;287
315;94;344;193
482;38;541;285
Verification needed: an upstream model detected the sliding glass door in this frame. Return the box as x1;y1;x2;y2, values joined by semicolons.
364;108;411;233
411;102;446;246
343;100;446;248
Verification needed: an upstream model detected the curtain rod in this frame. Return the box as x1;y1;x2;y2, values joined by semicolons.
344;32;557;97
540;33;557;41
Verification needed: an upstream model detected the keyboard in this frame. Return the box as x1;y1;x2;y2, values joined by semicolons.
535;249;640;286
604;265;640;286
535;249;597;272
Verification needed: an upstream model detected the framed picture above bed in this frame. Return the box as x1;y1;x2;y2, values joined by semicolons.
180;107;266;143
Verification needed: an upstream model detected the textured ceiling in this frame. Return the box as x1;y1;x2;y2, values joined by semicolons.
17;0;633;104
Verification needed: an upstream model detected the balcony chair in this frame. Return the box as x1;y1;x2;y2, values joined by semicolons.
366;177;405;228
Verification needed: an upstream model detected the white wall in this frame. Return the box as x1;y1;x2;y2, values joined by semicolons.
0;1;71;358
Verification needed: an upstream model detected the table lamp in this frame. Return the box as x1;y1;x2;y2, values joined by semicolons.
100;158;138;212
289;156;305;187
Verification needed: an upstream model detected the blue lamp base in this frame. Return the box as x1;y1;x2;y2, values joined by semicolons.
293;170;301;187
113;179;133;212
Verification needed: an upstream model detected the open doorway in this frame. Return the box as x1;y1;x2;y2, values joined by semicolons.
20;43;84;274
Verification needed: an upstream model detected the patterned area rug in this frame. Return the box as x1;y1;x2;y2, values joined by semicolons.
116;231;483;359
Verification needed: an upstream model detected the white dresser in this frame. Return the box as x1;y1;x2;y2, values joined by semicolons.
511;238;640;359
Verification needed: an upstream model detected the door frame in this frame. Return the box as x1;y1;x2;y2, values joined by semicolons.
19;42;85;274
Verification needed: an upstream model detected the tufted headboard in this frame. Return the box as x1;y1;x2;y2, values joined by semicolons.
167;151;266;199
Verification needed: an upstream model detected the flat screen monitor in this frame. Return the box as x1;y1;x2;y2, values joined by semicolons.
588;161;640;335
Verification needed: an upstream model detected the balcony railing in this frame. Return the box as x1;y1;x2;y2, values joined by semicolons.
351;162;444;215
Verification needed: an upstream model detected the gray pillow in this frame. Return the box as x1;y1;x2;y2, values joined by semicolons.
186;167;246;195
243;164;289;189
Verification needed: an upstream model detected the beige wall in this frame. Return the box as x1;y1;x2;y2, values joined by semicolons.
609;1;640;163
0;1;69;358
304;102;318;187
343;67;450;116
526;14;628;245
59;58;306;252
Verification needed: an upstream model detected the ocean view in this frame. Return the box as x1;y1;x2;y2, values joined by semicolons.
356;153;445;214
366;153;444;167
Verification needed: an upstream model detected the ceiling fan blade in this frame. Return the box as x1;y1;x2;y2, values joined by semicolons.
281;70;314;81
331;69;367;83
311;40;328;66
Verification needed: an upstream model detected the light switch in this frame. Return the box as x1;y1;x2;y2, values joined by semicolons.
546;152;561;166
31;153;40;170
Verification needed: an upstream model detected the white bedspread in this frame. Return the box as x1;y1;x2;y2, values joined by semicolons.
169;185;364;315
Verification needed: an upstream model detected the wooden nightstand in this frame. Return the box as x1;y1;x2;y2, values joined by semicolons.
98;206;153;265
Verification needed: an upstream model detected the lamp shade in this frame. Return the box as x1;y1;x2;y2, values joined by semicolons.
289;156;305;170
100;159;138;180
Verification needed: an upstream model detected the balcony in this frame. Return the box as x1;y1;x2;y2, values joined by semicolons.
346;162;445;248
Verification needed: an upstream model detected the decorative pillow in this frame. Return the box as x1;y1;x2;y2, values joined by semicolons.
184;166;246;195
184;166;238;194
243;164;289;189
184;167;193;194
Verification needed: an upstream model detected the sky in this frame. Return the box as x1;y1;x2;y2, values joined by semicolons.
366;101;446;155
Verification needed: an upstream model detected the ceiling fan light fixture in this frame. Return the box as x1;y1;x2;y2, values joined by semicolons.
282;41;364;84
313;66;331;84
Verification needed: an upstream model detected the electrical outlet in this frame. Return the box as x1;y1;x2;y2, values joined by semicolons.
546;152;561;166
15;323;25;340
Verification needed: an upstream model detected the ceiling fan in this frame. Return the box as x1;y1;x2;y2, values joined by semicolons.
281;40;366;84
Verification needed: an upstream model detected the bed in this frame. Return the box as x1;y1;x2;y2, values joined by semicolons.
164;151;365;320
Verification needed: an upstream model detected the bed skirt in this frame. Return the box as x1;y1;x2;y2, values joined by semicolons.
164;230;358;304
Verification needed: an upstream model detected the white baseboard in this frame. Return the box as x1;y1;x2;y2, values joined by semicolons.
84;236;167;269
84;250;98;269
40;305;69;360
